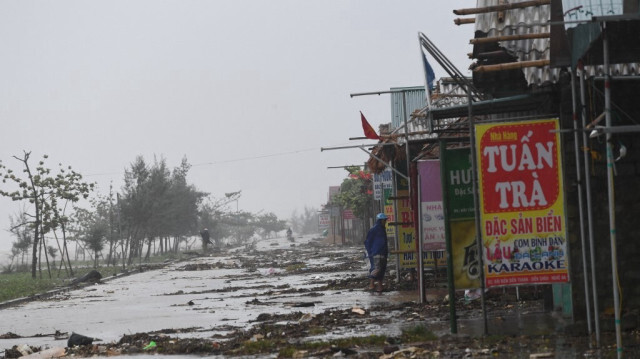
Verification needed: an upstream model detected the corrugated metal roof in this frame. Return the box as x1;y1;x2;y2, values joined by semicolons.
474;0;560;86
472;1;639;87
393;80;472;138
390;86;426;130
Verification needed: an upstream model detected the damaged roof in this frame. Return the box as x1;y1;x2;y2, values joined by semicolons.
469;0;560;94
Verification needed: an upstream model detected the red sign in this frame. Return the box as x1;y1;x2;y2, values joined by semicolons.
475;119;569;288
478;121;559;214
342;210;355;220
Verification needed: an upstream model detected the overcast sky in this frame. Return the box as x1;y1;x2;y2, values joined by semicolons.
0;0;474;252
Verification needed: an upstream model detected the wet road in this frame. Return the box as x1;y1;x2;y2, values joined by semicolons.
0;235;393;353
2;234;638;358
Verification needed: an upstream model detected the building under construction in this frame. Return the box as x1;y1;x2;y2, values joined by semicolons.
335;0;640;354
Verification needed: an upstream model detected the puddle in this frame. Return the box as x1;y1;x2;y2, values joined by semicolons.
2;234;639;358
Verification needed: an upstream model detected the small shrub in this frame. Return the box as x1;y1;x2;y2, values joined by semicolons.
285;263;306;272
239;339;279;355
401;325;437;343
308;326;326;335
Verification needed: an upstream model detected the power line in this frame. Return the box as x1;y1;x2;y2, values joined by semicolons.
83;146;328;177
192;147;318;167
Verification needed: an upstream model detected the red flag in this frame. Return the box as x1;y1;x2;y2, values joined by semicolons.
360;112;380;140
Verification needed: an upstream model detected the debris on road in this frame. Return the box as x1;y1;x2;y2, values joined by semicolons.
67;333;95;347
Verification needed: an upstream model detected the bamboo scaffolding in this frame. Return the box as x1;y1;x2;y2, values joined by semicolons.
498;0;507;22
470;32;550;44
473;50;511;58
454;17;475;25
473;59;550;73
453;0;550;16
419;33;485;102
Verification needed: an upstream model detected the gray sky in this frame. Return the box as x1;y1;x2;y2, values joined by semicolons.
0;0;473;252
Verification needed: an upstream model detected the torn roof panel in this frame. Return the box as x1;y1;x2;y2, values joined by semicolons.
473;0;560;87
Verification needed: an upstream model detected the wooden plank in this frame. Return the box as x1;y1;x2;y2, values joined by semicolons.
454;18;475;25
473;59;550;73
497;0;507;23
454;0;550;16
475;50;510;58
470;32;550;45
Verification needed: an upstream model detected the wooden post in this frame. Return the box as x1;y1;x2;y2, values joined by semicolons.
473;59;550;73
497;0;506;22
470;32;550;45
454;0;550;16
454;18;475;25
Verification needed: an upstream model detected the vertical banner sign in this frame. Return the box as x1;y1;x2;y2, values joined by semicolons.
418;160;447;268
444;148;475;220
395;175;415;269
373;174;382;201
381;169;395;239
418;160;445;251
475;119;569;288
443;147;481;289
318;212;330;230
373;170;392;201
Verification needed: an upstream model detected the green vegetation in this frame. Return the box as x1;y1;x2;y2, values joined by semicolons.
237;339;279;355
277;346;297;357
400;325;438;343
479;334;509;346
332;335;387;347
1;266;124;303
0;151;94;279
285;263;306;272
332;168;374;219
308;326;326;335
0;272;64;302
1;153;290;283
276;335;387;358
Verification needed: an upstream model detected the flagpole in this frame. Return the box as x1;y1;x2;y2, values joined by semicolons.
418;34;434;133
416;35;434;301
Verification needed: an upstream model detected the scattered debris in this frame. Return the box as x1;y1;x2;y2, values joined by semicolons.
530;353;554;358
71;270;102;285
3;236;637;358
298;313;315;323
351;306;366;315
289;302;315;308
20;347;66;359
67;332;95;347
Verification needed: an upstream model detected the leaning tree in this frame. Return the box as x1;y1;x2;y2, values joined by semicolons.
0;151;93;278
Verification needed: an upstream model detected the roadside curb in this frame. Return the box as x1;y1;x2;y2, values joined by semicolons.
0;261;178;311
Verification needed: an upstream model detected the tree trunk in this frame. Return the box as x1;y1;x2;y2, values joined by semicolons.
38;231;43;278
31;224;39;279
41;224;52;279
24;161;40;279
52;229;69;277
61;222;74;276
144;237;153;260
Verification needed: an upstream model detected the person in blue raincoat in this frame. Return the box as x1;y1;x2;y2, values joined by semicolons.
364;213;388;292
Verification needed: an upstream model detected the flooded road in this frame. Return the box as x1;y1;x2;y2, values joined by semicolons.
1;234;639;358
